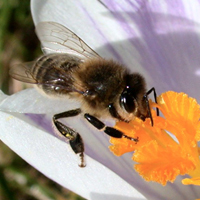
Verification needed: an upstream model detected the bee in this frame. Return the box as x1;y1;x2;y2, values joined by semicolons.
10;22;158;167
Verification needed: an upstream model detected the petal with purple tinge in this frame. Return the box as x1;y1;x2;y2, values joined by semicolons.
31;0;200;99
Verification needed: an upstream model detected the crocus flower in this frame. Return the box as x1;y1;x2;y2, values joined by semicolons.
1;0;200;199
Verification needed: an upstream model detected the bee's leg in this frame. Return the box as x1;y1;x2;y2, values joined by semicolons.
84;114;139;143
143;87;159;126
53;108;85;167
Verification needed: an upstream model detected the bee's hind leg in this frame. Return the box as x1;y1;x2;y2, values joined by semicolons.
84;114;139;143
53;108;85;167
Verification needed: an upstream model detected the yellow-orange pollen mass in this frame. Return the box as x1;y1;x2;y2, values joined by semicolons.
109;91;200;186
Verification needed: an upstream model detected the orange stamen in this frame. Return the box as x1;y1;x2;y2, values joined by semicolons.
109;91;200;186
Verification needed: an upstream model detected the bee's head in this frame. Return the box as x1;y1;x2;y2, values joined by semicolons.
119;73;148;121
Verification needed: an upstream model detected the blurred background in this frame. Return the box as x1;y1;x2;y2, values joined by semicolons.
0;1;85;199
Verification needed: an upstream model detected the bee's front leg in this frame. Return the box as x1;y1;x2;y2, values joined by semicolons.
144;87;160;126
84;113;139;143
53;108;85;167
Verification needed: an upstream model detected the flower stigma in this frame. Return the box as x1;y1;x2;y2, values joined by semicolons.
109;91;200;186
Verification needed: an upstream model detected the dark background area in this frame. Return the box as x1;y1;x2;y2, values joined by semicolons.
0;1;84;199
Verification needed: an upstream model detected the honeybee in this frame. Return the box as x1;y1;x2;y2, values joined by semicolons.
10;22;158;167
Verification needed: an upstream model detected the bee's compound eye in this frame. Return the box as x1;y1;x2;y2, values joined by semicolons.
120;90;136;113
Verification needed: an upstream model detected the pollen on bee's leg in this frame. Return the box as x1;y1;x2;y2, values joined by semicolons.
52;119;73;141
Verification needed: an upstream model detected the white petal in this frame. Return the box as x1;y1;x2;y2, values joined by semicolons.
0;90;8;102
0;110;147;200
0;88;80;114
0;90;145;198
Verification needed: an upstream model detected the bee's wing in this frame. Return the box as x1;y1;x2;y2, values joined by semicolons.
9;62;38;84
9;59;87;95
36;21;101;60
